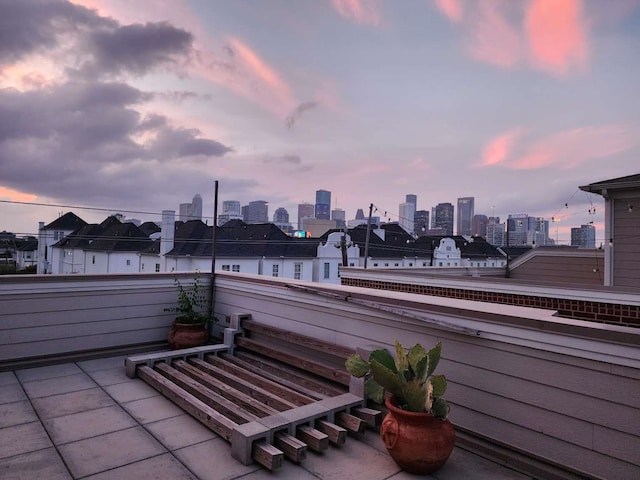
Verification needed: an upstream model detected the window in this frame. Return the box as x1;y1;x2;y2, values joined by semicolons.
491;262;495;267
294;262;302;280
446;246;451;251
272;264;279;277
349;263;354;267
422;262;427;266
373;263;378;267
439;262;443;266
483;262;487;267
384;263;389;267
394;263;399;267
92;255;95;265
232;264;240;272
323;262;330;279
155;263;160;272
126;259;131;266
222;265;230;271
408;263;413;267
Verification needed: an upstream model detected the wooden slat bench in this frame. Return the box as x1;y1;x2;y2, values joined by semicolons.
125;313;381;470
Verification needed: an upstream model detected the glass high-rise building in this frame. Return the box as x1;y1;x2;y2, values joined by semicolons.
457;197;474;236
179;194;203;222
315;190;331;220
434;203;454;236
242;200;268;224
297;203;315;230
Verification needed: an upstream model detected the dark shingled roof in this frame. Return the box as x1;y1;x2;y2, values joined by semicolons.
44;212;87;231
57;216;154;253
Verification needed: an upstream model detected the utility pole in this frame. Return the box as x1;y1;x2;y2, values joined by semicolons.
340;229;349;267
363;203;373;269
208;180;219;322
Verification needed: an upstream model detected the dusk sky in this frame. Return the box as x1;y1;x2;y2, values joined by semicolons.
1;0;639;244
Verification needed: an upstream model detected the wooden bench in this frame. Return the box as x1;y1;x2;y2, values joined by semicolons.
125;313;381;470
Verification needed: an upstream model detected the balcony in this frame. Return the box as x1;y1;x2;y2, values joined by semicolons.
1;272;639;479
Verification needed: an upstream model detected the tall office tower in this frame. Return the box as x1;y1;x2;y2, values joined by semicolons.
406;194;417;206
273;207;289;224
331;208;346;228
399;201;415;235
434;203;454;236
414;210;429;235
355;208;365;220
218;200;242;225
242;200;269;224
571;224;596;248
315;190;331;220
472;214;488;237
507;214;550;246
457;197;474;235
487;221;505;246
179;194;203;221
297;203;315;230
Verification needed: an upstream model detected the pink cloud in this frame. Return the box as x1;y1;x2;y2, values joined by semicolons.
330;0;382;26
512;125;637;170
480;128;524;166
525;0;588;76
433;0;463;23
433;0;591;76
0;186;37;202
467;0;522;68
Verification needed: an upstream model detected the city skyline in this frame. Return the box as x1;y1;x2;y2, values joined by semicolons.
2;1;638;243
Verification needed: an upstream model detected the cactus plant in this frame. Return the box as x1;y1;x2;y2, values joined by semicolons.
345;340;449;419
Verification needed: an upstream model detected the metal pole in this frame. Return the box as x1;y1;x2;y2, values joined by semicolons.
208;181;219;320
363;203;373;269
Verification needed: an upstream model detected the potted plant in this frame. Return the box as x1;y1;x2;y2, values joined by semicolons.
345;340;455;474
164;271;215;350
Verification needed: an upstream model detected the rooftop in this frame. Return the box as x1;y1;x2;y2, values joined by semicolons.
1;354;532;480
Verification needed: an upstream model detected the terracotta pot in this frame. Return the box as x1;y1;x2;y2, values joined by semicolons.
168;321;209;350
381;396;455;474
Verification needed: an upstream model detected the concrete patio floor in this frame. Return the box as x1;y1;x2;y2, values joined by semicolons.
0;354;534;480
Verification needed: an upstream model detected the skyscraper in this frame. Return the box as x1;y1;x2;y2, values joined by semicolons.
331;208;346;228
457;197;474;236
434;203;454;236
242;200;268;224
472;214;488;237
297;202;315;230
571;224;596;248
218;200;242;226
414;210;429;235
315;190;331;220
399;202;415;235
179;194;203;222
406;194;417;206
273;207;292;234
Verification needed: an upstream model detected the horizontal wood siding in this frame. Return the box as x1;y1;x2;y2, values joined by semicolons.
510;254;604;285
213;274;640;480
0;273;209;363
613;196;640;288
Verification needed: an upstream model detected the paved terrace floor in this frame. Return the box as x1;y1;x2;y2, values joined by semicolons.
0;354;534;480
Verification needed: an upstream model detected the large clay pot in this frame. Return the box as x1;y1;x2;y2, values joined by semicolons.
381;396;455;474
168;321;209;350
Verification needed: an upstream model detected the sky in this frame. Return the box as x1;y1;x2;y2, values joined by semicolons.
1;0;639;244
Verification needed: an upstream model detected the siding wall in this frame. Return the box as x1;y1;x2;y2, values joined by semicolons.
0;272;205;364
509;250;605;285
213;274;640;480
613;196;640;288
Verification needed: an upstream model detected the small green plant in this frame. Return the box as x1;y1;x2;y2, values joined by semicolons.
345;340;449;419
164;271;214;325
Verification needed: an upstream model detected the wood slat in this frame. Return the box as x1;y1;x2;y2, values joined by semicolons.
204;354;313;406
352;407;383;427
274;431;307;463
335;411;367;434
315;419;347;445
234;351;346;397
172;360;278;417
235;336;351;385
155;362;257;424
137;366;235;442
252;441;284;470
188;358;297;411
220;353;329;401
242;319;355;359
296;425;329;452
